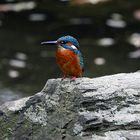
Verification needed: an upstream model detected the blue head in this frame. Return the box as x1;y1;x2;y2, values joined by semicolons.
57;35;80;48
41;35;80;50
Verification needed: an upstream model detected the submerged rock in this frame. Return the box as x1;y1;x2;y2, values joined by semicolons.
0;72;140;140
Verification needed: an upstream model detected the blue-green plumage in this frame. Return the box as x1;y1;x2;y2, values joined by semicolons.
57;35;80;48
57;35;84;71
41;35;84;77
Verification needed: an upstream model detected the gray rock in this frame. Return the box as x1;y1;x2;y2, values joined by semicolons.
0;72;140;140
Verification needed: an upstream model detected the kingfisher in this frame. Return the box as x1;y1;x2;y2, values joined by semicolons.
41;35;84;80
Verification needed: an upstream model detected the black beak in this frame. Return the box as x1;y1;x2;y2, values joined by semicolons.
41;41;57;45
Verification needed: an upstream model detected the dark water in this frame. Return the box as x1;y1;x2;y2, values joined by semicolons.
0;0;140;104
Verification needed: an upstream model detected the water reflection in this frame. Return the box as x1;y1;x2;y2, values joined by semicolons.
0;1;36;12
71;0;110;5
128;50;140;59
29;13;47;22
0;88;22;105
97;38;115;47
8;70;19;78
128;33;140;48
106;13;126;28
134;9;140;20
94;57;106;65
9;59;26;68
15;52;27;61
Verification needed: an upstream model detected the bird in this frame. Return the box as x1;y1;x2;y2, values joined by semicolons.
41;35;84;80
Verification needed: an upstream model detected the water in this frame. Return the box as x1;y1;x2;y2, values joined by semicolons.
0;0;140;104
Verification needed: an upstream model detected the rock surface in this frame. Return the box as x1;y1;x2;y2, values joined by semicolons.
0;72;140;140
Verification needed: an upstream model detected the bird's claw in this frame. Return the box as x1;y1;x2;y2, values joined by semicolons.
61;74;66;81
71;76;76;81
61;75;77;81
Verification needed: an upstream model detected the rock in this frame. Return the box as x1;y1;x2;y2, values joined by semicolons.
0;72;140;140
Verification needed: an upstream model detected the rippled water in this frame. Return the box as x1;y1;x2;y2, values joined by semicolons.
0;0;140;104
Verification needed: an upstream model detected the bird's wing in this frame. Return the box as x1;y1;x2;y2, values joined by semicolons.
74;50;84;70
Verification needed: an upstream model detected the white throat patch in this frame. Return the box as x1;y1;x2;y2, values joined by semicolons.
71;45;77;50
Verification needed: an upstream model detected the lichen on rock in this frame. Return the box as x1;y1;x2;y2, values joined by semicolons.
0;72;140;140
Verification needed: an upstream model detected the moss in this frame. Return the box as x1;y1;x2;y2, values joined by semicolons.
0;111;41;139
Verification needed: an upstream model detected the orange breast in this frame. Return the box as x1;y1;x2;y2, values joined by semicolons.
56;48;82;77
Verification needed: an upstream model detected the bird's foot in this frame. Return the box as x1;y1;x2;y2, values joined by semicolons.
61;74;67;81
70;76;77;81
61;75;77;81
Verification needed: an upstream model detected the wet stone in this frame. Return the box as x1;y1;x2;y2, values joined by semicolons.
0;72;140;139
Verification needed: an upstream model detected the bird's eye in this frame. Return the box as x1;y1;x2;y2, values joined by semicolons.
60;41;67;44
